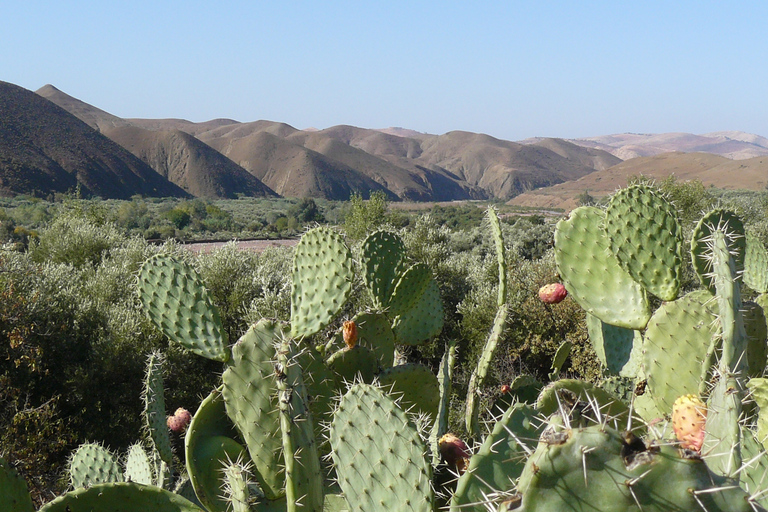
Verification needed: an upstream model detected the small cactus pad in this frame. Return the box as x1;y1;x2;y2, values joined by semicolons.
68;442;123;489
643;290;718;412
137;253;228;362
290;226;354;338
38;482;204;512
350;311;396;368
330;384;434;512
388;263;433;317
123;443;153;485
554;206;650;329
361;230;407;310
221;320;285;500
739;426;768;508
378;363;440;419
671;394;707;452
391;277;444;345
747;378;768;452
704;376;743;477
536;379;633;430
744;300;768;377
143;351;173;465
0;457;34;512
745;233;768;294
586;313;643;378
690;209;746;293
604;184;684;301
326;344;379;385
450;403;540;511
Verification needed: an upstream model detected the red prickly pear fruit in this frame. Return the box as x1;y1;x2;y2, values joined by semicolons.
500;384;511;394
167;407;191;433
672;394;706;452
539;283;567;304
439;433;471;473
342;320;358;349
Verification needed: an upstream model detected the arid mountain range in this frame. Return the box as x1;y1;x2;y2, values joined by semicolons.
1;80;767;202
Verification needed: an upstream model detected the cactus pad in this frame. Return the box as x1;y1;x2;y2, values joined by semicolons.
586;313;643;378
604;184;683;301
0;457;34;512
690;209;746;293
554;206;650;329
360;230;407;310
350;311;395;368
745;233;768;294
378;363;440;419
137;254;228;362
143;351;173;465
643;290;718;412
38;482;204;512
330;384;434;512
221;320;285;500
326;345;379;385
68;442;123;489
391;276;444;345
123;443;153;486
290;226;354;338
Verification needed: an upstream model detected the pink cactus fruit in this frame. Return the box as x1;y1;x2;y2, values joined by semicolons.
167;407;192;433
439;433;471;474
538;283;567;304
671;394;707;452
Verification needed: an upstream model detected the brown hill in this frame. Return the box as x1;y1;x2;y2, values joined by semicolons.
204;130;396;200
103;126;277;199
509;152;768;211
35;84;129;132
417;131;602;199
0;81;188;199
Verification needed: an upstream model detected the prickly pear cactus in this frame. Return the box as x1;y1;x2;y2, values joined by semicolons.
554;206;650;329
38;482;204;512
0;457;34;512
67;442;123;489
143;351;174;466
123;443;154;486
330;383;434;512
290;226;354;339
137;253;229;362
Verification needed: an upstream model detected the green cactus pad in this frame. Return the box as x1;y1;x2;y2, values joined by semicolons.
0;457;34;512
330;384;434;512
604;184;684;301
221;320;285;500
749;377;768;452
143;351;173;466
704;376;743;477
554;206;651;329
516;424;756;512
536;379;633;430
378;363;440;419
290;227;354;339
68;442;123;489
123;443;153;486
38;482;205;512
276;340;323;512
548;340;572;380
351;311;396;368
326;345;379;385
388;263;433;317
690;209;746;293
744;301;768;377
745;233;768;294
361;230;407;310
185;388;250;512
586;313;643;378
137;254;228;362
220;457;257;512
740;426;768;508
451;403;540;511
391;277;444;345
643;290;718;412
431;341;456;467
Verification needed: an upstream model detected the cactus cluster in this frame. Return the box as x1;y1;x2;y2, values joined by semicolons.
17;185;768;512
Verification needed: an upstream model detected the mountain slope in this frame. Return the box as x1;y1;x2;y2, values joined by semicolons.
0;81;188;199
509;152;768;211
35;84;129;132
103;126;277;199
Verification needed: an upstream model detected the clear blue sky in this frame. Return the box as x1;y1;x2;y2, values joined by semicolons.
2;1;766;141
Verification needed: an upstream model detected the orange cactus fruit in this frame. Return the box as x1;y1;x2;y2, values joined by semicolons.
671;394;707;452
342;320;358;349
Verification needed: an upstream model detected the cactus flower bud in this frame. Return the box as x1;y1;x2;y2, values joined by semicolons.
342;320;357;349
539;283;567;304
